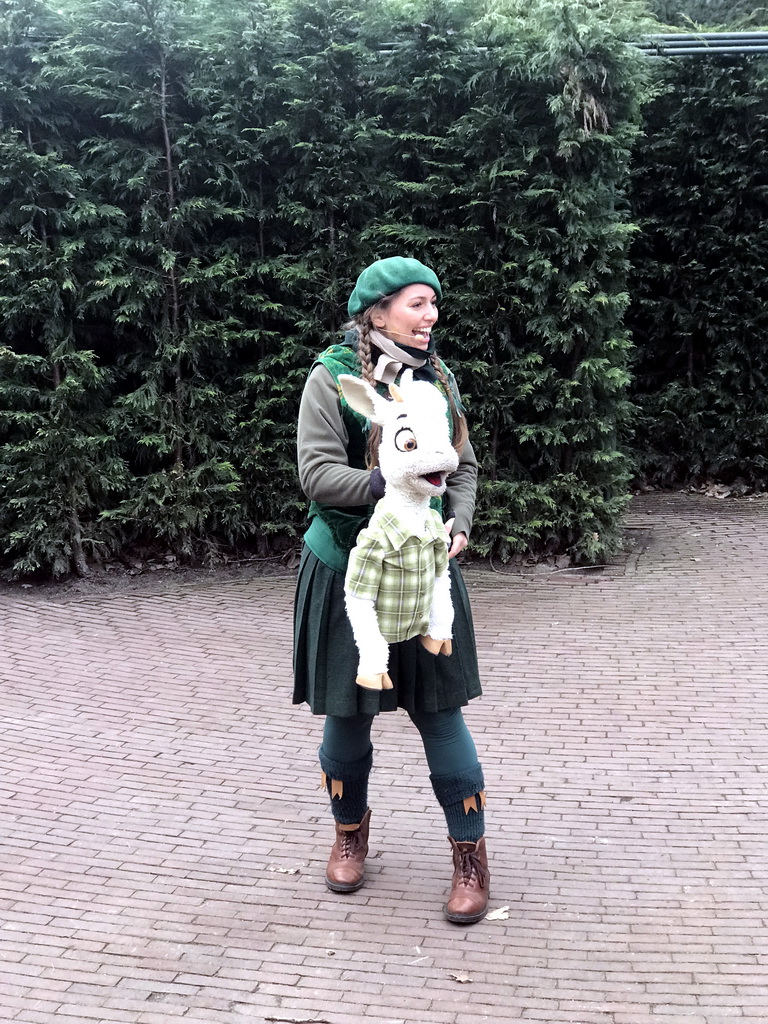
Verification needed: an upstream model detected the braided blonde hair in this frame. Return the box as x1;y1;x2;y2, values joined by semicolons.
351;314;383;466
356;317;377;387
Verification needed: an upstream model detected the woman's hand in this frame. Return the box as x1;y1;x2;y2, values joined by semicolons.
444;518;468;559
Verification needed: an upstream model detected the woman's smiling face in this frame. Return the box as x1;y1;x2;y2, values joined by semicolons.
372;283;439;350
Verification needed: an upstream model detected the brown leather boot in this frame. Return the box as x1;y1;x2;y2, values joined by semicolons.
324;809;371;893
443;836;490;924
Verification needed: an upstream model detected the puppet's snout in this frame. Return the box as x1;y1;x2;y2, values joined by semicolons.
382;434;458;497
413;445;459;495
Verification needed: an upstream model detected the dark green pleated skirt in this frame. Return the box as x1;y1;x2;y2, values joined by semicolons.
292;546;482;717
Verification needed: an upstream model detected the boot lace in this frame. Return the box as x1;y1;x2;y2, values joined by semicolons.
455;846;488;889
338;828;363;859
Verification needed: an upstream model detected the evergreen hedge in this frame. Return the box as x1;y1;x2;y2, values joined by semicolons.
648;0;760;28
0;0;648;578
627;56;768;490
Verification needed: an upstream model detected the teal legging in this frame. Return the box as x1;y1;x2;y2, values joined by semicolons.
322;708;478;776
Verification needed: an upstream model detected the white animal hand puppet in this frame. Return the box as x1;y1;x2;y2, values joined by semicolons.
339;369;459;691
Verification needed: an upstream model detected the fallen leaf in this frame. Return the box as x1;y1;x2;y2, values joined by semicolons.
267;865;300;875
449;972;472;984
485;905;510;921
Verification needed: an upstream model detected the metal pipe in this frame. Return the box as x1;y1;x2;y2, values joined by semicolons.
638;44;768;54
642;46;768;55
638;41;768;49
644;32;768;41
640;39;768;46
636;32;768;57
375;32;768;58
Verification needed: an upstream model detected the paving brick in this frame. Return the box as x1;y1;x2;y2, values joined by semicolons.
2;494;768;1023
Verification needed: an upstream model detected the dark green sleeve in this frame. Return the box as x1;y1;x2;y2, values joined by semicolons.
297;364;372;506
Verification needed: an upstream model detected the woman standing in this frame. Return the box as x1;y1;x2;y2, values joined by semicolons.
293;256;490;924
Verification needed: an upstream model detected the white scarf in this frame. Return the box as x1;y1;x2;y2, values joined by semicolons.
368;329;428;385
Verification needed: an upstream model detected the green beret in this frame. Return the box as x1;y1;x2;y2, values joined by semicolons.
347;257;442;317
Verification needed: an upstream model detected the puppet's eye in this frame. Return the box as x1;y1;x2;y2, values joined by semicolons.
395;427;418;452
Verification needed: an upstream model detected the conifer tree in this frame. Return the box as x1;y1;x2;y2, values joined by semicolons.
0;0;128;577
649;0;762;28
56;0;252;560
0;0;656;576
367;0;647;562
229;0;396;550
628;57;768;488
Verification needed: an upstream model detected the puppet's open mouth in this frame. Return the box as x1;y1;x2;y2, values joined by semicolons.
423;472;444;487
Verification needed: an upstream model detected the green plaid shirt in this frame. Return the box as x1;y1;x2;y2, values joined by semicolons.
345;509;449;643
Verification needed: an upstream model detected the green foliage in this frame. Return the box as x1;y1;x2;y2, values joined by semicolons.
368;0;647;561
627;58;768;489
0;3;129;577
0;345;127;577
647;0;766;29
0;0;647;577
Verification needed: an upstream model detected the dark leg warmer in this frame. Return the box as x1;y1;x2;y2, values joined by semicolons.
318;745;373;827
430;764;486;843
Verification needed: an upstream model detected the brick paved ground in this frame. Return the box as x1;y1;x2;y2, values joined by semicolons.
1;492;767;1024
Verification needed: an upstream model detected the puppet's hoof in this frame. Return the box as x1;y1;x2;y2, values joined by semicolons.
419;635;453;656
356;673;388;691
419;635;443;655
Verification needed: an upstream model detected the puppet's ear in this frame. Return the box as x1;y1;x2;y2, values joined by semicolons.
338;374;388;425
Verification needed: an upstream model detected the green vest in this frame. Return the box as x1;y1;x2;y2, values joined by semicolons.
304;337;451;573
